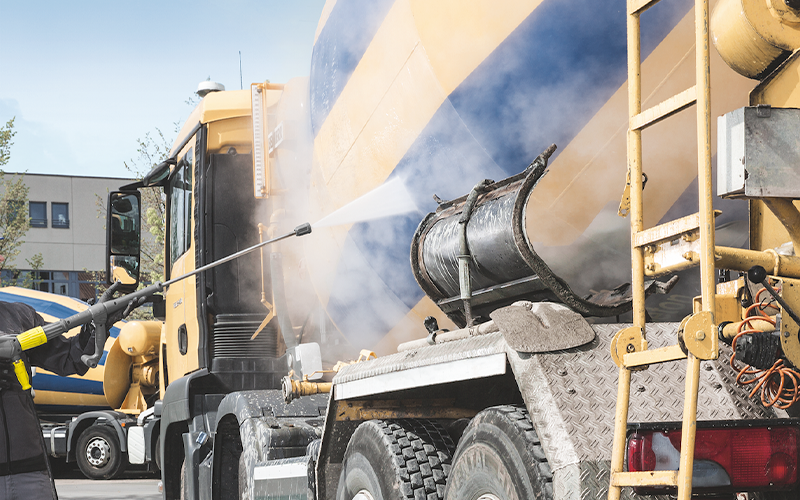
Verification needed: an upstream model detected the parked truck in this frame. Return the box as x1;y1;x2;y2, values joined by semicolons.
90;0;800;498
0;285;163;479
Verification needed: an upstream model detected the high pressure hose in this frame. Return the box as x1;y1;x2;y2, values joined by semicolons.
458;179;494;326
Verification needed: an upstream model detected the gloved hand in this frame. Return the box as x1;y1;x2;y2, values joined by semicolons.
0;361;21;391
89;281;147;327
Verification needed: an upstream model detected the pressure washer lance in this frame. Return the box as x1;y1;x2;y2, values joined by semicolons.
0;222;312;390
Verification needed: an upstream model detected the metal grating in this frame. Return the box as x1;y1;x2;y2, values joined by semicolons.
212;313;278;359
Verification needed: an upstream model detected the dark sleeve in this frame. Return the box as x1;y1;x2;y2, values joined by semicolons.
23;307;91;377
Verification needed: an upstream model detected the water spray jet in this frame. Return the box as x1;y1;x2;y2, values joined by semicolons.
312;177;419;229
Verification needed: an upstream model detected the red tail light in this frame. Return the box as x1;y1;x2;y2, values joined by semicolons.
627;422;799;495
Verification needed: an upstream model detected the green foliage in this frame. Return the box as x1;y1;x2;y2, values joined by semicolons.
0;118;16;168
97;129;169;286
126;129;169;284
0;118;36;280
19;253;44;289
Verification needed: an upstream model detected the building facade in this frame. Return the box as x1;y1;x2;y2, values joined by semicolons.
2;173;135;302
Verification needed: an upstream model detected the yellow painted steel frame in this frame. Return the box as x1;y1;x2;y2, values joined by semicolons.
609;1;713;498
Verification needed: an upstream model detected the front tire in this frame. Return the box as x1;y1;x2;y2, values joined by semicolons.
444;405;553;500
337;419;455;500
75;425;128;480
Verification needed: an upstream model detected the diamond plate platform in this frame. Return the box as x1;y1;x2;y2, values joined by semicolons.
329;317;781;499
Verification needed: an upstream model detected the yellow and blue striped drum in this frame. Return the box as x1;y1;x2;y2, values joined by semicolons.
0;287;122;414
300;0;757;355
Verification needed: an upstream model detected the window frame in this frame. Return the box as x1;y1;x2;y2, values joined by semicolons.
166;144;194;272
29;201;47;228
51;202;70;229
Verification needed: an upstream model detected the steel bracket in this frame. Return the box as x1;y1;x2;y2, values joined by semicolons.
680;311;718;360
610;326;647;368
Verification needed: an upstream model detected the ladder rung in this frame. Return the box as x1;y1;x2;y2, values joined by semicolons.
624;345;687;368
611;470;679;487
633;210;721;249
628;0;661;15
630;86;697;131
633;212;701;249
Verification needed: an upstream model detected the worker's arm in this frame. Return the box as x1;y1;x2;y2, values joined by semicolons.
26;323;96;377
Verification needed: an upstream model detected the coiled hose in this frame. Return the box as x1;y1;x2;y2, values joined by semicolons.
730;293;800;409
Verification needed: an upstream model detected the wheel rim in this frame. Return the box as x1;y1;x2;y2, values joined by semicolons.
85;436;111;467
352;490;375;500
477;495;501;500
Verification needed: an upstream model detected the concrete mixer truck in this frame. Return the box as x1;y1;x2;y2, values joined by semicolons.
0;286;164;479
62;0;800;498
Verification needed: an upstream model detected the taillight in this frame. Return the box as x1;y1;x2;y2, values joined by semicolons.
627;422;799;495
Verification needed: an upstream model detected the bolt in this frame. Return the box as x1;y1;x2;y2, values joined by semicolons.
713;383;722;390
627;343;636;353
567;388;576;395
637;386;645;393
785;330;791;338
645;263;656;272
557;368;568;376
695;330;706;341
705;364;713;371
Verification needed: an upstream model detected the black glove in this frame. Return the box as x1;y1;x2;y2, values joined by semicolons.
0;361;20;391
90;281;146;327
78;322;95;351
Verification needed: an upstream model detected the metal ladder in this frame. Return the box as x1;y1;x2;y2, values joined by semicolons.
608;1;716;499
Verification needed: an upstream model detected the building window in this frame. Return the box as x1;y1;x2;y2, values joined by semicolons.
0;269;105;302
52;202;69;228
29;202;47;228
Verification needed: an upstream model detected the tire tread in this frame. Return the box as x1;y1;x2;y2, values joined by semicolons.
446;405;553;500
352;419;455;500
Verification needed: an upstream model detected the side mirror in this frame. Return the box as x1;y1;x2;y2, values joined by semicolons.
106;191;141;292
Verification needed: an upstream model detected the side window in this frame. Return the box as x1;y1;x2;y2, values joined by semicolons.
29;202;47;228
52;202;69;228
169;147;194;267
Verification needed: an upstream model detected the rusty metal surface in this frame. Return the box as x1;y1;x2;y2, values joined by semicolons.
335;399;477;421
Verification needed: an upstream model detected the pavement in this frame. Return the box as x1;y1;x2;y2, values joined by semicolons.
52;460;161;500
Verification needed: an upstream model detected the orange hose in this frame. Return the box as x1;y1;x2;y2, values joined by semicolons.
730;298;800;409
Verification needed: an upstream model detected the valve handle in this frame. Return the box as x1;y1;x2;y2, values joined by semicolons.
748;265;800;326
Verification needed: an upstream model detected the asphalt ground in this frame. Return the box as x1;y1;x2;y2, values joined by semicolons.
51;459;161;500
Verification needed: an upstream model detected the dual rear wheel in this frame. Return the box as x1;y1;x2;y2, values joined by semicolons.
337;406;552;500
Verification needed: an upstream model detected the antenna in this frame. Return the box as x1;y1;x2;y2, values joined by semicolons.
239;51;243;90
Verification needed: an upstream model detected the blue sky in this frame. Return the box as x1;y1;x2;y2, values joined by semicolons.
0;0;325;179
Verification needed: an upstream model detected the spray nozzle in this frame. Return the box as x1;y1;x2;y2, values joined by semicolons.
294;223;312;237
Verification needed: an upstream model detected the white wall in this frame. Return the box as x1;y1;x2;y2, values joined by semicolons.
12;173;134;272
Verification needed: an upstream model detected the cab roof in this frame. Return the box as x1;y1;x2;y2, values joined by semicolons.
170;89;251;158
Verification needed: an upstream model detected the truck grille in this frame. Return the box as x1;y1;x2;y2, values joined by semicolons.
212;314;279;358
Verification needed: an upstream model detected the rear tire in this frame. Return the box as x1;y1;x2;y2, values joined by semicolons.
154;435;162;472
337;419;455;500
444;405;553;500
75;425;128;480
180;459;186;500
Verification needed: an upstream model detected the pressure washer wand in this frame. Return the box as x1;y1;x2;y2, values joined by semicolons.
163;222;311;287
4;223;312;385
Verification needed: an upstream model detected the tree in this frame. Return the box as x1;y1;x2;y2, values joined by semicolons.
0;118;16;167
0;118;42;280
124;129;169;284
